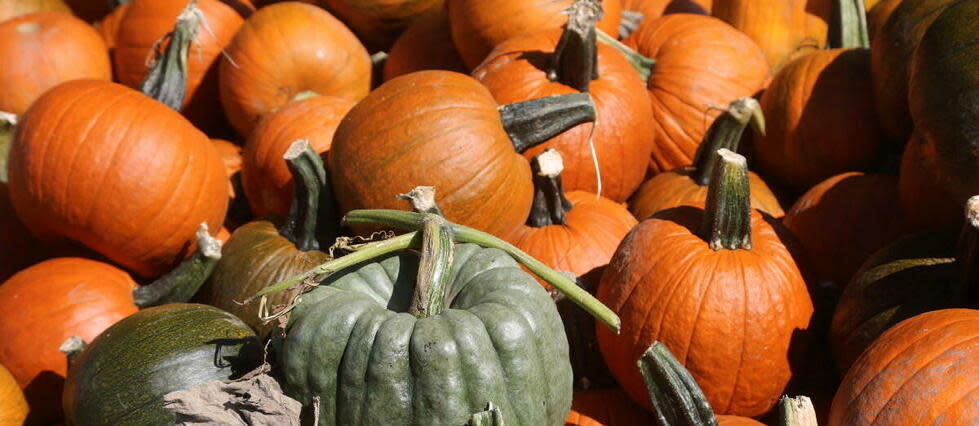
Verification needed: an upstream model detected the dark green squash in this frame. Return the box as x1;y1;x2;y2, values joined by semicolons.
62;303;262;425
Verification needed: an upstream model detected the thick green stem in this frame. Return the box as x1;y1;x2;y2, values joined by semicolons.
779;396;818;426
638;342;718;426
957;195;979;302
528;149;573;227
468;403;505;426
618;10;644;39
690;98;764;186
398;186;444;216
409;214;454;318
501;93;596;153
59;336;87;368
831;0;870;49
0;111;15;184
132;223;221;308
549;0;602;92
278;140;338;251
139;0;201;110
702;149;752;251
596;29;653;82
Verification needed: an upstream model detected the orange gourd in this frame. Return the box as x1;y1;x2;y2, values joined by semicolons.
7;80;228;277
0;364;27;426
95;2;128;50
713;0;823;72
319;0;442;52
0;0;70;23
565;388;651;425
0;13;110;115
898;130;961;232
383;8;466;81
867;0;902;40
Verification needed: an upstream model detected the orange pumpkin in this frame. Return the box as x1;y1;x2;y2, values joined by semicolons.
0;363;27;426
7;80;228;277
713;0;823;72
319;0;442;52
565;388;651;425
623;14;769;174
211;138;242;180
829;309;979;424
242;95;355;218
473;4;654;202
94;2;128;50
597;150;814;417
383;8;466;81
0;258;138;424
446;0;622;69
898;130;961;232
0;13;110;115
220;2;370;137
867;0;902;41
0;0;70;23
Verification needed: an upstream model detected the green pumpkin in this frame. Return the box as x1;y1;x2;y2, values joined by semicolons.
277;243;573;425
63;303;262;425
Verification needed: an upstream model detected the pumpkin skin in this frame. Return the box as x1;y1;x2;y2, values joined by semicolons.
565;388;652;426
712;0;821;72
867;0;903;41
829;309;979;424
63;303;262;425
319;0;442;52
629;168;783;220
0;0;70;23
505;191;638;290
624;15;770;174
220;2;370;137
0;13;111;115
212;138;242;180
898;131;961;232
783;173;904;288
446;0;622;69
279;243;572;425
0;364;26;426
473;30;655;202
0;258;138;424
597;206;814;416
95;1;128;50
7;80;229;277
383;7;467;81
242;95;355;218
329;71;534;238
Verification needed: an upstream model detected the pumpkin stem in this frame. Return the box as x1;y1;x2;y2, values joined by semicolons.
501;93;596;153
59;336;87;368
109;0;131;9
549;0;602;92
528;149;574;227
139;0;202;110
690;98;764;186
0;111;15;184
830;0;870;49
132;223;222;308
956;195;979;302
778;396;819;426
292;91;320;102
618;10;644;39
468;402;505;426
278;140;338;251
596;29;654;81
701;149;752;251
638;341;719;426
398;186;444;216
408;214;454;318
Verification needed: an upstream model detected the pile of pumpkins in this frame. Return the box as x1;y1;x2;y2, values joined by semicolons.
0;0;976;424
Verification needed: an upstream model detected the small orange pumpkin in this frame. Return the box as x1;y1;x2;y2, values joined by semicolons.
383;8;466;81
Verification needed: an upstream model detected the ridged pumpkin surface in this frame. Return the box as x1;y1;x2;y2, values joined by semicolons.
279;244;572;425
0;364;26;426
329;71;533;238
565;388;651;426
383;8;466;81
628;168;783;220
624;15;770;174
867;0;903;41
7;80;229;277
829;309;979;424
897;131;962;232
0;12;111;115
320;0;442;51
0;0;70;23
712;0;820;71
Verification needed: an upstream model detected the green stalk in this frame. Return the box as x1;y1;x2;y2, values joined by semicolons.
408;214;454;318
0;111;14;183
528;149;574;227
638;342;718;426
132;223;221;307
596;28;654;81
468;403;505;426
398;186;444;216
139;0;201;110
278;140;334;251
549;0;602;92
831;0;870;48
501;93;596;153
956;195;979;302
59;336;87;367
689;98;764;186
701;149;752;251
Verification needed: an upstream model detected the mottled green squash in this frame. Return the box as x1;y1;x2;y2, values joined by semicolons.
277;243;572;425
62;303;262;425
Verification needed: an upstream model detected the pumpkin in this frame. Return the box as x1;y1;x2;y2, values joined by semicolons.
871;0;954;145
7;80;228;277
196;140;334;337
0;0;70;23
566;388;652;425
828;195;979;373
628;97;784;220
319;0;441;52
473;1;654;202
446;0;622;69
829;309;979;424
94;1;128;50
783;172;904;287
907;0;979;218
0;258;138;424
867;0;902;40
0;364;26;426
504;149;637;290
220;2;370;137
0;12;111;115
242;95;354;218
623;14;769;174
63;303;262;425
897;130;961;232
212;138;242;181
712;0;823;72
597;149;814;417
383;7;466;81
329;70;596;238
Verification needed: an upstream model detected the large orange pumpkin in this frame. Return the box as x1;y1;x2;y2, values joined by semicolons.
898;130;962;232
565;388;651;425
623;14;769;174
242;95;355;218
446;0;622;69
94;2;128;50
319;0;442;52
829;309;979;424
0;0;70;23
7;80;228;277
473;2;654;202
0;13;111;115
220;2;370;137
0;364;27;426
383;8;466;81
867;0;902;41
597;149;814;417
0;258;138;424
712;0;823;72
